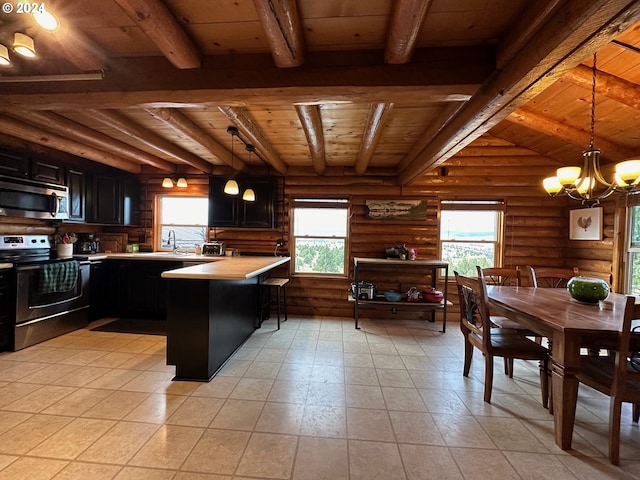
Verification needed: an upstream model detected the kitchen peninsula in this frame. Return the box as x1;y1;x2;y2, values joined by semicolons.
161;255;290;381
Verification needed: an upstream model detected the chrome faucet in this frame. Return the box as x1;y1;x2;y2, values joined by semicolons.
166;229;177;252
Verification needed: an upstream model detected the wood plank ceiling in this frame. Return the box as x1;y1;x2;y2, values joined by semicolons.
0;0;639;185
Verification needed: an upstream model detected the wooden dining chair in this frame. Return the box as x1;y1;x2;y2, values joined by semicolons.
575;295;640;465
477;266;540;367
454;271;550;405
527;266;579;288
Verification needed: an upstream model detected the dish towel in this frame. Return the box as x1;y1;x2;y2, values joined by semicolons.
38;261;79;294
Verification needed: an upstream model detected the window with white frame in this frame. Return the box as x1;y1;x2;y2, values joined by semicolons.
292;198;349;275
439;200;505;276
156;195;208;251
626;205;640;295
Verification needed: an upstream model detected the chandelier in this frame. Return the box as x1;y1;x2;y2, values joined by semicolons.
542;53;640;207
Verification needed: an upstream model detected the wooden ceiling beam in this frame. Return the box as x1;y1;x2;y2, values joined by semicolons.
252;0;305;68
496;0;565;69
398;0;640;185
565;64;640;110
10;110;174;172
0;114;141;174
113;0;201;69
295;105;326;175
87;109;213;173
384;0;432;64
354;102;394;175
143;107;247;173
218;106;288;175
0;47;488;108
505;108;637;161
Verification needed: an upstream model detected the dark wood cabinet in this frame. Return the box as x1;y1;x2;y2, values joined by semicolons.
86;173;139;225
66;168;86;222
0;150;29;179
209;176;276;228
0;269;13;350
31;160;65;185
89;260;112;320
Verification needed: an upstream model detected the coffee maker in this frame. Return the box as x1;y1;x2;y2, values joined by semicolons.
75;233;99;254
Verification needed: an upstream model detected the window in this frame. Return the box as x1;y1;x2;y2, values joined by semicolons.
156;195;208;251
439;200;504;276
292;199;349;275
626;205;640;295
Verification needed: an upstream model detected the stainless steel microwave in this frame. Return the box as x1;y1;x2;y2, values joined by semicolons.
0;176;69;220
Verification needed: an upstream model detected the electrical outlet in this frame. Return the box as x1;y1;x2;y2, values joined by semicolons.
276;240;285;247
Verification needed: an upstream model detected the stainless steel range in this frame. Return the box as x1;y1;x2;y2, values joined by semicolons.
0;235;90;350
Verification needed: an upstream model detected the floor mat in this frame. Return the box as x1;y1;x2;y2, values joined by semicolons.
91;318;166;336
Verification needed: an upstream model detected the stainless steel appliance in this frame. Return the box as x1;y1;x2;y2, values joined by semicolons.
0;176;69;220
0;235;90;350
75;233;99;254
202;241;225;256
350;281;375;300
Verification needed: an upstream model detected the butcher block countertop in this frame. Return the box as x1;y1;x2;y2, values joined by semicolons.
161;255;290;280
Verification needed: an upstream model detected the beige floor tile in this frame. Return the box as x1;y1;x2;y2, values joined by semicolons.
348;440;406;480
3;385;77;413
475;416;550;453
389;411;446;445
343;353;374;368
57;349;109;366
255;349;288;363
292;437;349;480
276;363;313;382
398;444;463;480
173;473;232;480
372;354;406;370
377;369;415;387
313;351;344;367
191;376;239;398
229;378;274;401
84;368;143;390
235;432;297;479
0;411;33;436
81;390;150;420
20;363;81;384
306;382;345;406
87;352;136;368
0;382;42;408
244;361;282;380
167;396;225;427
345;367;379;386
503;451;581;480
123;393;186;423
300;404;347;438
255;402;305;434
28;417;115;459
0;456;68;480
51;366;112;387
114;466;176;479
0;414;73;454
129;424;204;469
346;385;386;409
43;388;112;416
0;454;17;471
347;407;395;441
181;428;250;474
77;421;159;464
217;359;251;377
433;414;496;449
267;380;309;403
49;461;121;480
449;447;520;479
382;386;428;412
119;370;174;392
209;399;264;430
117;354;165;371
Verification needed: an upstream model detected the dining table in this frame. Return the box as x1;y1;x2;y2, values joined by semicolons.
487;286;629;450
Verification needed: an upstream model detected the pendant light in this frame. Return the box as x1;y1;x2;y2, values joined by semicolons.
542;53;640;207
224;127;239;195
13;33;36;58
242;144;257;202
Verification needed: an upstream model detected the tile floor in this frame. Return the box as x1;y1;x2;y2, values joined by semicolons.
0;315;639;479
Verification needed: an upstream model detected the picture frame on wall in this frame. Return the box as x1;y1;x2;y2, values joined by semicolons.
569;207;603;240
365;199;428;221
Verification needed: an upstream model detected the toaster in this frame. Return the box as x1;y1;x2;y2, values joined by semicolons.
202;241;225;256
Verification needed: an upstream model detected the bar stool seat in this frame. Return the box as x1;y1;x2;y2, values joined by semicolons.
260;277;289;329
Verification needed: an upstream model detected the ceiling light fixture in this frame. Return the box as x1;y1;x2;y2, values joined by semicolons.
224;126;240;195
12;33;36;57
162;177;174;188
542;53;640;207
33;9;60;32
176;177;188;188
0;45;9;66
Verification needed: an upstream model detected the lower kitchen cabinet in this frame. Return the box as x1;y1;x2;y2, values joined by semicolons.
0;269;14;350
89;260;113;320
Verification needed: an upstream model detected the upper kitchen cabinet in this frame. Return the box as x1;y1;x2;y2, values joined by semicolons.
86;172;140;225
66;168;86;222
0;150;29;179
31;160;65;185
208;177;276;229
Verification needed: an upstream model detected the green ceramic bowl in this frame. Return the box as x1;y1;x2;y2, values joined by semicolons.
567;276;610;304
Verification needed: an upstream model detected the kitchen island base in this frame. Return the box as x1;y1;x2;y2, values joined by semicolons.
166;277;258;381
